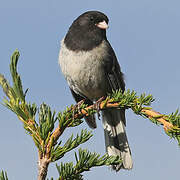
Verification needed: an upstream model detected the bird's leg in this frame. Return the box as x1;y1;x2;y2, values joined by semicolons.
94;96;105;120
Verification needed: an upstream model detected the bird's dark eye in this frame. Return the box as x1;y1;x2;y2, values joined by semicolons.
90;16;94;21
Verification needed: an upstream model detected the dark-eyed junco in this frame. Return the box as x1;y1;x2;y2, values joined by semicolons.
59;11;133;171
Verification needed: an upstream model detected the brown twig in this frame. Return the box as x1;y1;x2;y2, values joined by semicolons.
37;153;51;180
141;109;174;131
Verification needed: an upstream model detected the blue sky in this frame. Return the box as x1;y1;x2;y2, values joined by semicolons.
0;0;180;179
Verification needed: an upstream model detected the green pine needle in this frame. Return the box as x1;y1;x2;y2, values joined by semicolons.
0;171;8;180
38;103;56;141
56;148;121;180
51;129;93;161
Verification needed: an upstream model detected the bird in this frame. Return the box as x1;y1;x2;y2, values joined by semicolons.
58;11;133;171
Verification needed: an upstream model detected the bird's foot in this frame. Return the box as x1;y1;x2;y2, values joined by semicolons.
94;96;105;120
72;99;85;120
76;99;86;114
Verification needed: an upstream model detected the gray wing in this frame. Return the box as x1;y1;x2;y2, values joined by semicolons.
103;41;126;125
104;41;125;92
102;42;133;170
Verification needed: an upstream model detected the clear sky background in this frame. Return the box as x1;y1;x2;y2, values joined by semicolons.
0;0;180;179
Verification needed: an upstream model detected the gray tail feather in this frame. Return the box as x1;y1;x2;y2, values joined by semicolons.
102;109;133;171
84;114;97;129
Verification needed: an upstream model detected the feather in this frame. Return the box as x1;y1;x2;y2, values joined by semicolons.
102;109;133;170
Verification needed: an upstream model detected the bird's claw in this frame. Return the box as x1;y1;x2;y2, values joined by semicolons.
94;96;105;120
72;99;85;120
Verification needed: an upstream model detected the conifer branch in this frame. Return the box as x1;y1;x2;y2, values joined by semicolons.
67;91;180;145
47;90;180;146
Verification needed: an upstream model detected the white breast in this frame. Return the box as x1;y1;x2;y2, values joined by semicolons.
59;39;109;100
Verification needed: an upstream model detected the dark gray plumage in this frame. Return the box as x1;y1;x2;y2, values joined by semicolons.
59;11;133;171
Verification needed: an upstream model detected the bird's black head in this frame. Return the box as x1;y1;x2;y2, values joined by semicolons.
64;11;109;51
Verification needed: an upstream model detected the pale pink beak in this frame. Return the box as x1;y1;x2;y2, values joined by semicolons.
96;20;109;29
